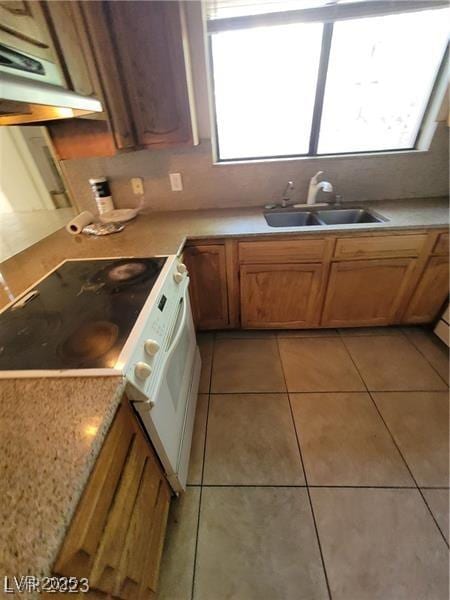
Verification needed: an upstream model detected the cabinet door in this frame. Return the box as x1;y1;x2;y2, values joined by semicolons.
402;256;449;323
54;402;171;598
184;244;229;330
240;263;324;328
106;0;197;147
322;258;417;327
0;1;57;62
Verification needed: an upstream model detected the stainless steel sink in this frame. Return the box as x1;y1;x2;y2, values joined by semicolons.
264;211;321;227
315;208;386;225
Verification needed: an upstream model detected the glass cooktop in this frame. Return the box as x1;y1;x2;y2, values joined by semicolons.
0;257;167;371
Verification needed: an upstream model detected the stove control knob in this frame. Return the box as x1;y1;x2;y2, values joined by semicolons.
173;272;183;284
177;262;187;274
135;361;152;381
144;339;160;356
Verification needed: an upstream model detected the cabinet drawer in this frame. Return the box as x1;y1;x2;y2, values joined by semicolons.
433;232;449;255
239;239;326;264
334;234;427;259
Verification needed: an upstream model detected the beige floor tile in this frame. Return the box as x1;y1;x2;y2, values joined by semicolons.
422;488;449;543
277;328;338;337
215;329;276;338
311;488;449;600
291;392;413;486
198;334;213;393
339;326;404;336
204;394;304;485
195;487;328;600
373;392;449;486
343;335;447;391
211;338;286;393
278;338;364;392
187;395;208;485
403;326;449;385
158;488;200;600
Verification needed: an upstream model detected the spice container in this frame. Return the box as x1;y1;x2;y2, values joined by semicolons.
89;177;114;214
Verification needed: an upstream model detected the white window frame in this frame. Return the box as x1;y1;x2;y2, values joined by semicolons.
205;0;449;163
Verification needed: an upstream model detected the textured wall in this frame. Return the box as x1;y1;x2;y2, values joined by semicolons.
61;124;449;215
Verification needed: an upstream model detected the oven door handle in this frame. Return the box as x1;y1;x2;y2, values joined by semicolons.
164;281;189;362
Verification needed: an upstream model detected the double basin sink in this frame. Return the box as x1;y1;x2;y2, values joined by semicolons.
265;207;388;228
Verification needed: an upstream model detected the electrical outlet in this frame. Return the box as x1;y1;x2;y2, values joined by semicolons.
169;172;183;192
131;177;144;195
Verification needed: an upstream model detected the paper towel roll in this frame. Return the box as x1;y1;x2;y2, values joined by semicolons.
66;211;95;235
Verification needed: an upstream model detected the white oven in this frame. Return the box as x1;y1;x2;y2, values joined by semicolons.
125;267;201;493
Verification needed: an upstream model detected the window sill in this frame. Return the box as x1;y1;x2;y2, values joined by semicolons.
212;148;430;166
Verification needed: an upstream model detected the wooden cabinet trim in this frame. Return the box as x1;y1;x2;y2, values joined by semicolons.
322;258;418;327
54;401;171;598
239;238;327;264
402;255;449;323
433;232;449;256
240;262;325;328
333;233;427;260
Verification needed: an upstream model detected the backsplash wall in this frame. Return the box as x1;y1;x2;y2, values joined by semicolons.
61;124;449;215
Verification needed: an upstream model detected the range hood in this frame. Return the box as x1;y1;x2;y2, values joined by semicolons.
0;71;103;125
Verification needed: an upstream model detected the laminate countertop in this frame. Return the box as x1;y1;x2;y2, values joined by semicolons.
0;196;448;586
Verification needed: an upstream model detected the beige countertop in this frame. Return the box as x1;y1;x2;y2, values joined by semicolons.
0;196;448;583
0;197;448;309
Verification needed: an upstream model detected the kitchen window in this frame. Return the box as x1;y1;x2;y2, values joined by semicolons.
206;0;449;161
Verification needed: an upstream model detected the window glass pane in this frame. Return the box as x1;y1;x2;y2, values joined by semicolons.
318;10;449;154
211;22;322;160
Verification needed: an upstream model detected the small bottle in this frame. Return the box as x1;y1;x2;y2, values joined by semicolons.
89;177;114;215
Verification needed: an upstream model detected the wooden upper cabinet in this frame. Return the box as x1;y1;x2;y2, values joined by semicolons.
44;1;103;99
184;244;229;330
54;401;171;599
46;0;197;159
0;0;58;62
402;255;449;323
322;258;418;327
241;263;324;328
106;0;197;147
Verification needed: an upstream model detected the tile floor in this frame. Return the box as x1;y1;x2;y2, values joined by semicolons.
158;326;449;600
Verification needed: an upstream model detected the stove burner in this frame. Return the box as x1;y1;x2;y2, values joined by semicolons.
61;321;119;361
86;259;159;292
108;262;147;282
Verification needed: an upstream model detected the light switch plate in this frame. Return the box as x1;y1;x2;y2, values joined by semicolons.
131;177;144;195
169;172;183;192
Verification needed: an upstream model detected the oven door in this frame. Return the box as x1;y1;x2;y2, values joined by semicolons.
134;282;198;490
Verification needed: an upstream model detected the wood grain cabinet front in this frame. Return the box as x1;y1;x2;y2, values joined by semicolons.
184;244;230;330
54;402;171;599
0;0;58;62
402;255;449;324
240;263;324;328
321;258;418;327
46;0;197;159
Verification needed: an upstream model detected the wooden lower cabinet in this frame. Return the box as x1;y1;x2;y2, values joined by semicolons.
321;258;418;327
402;255;449;323
54;401;171;599
240;263;324;328
184;244;229;330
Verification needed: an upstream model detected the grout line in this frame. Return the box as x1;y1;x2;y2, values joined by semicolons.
401;327;449;388
340;335;450;549
275;336;333;600
190;332;217;600
197;484;421;489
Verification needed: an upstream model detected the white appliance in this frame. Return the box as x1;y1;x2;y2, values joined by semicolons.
0;254;201;493
434;302;449;347
124;260;201;493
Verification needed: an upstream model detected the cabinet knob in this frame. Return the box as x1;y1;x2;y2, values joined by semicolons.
144;339;160;356
134;361;152;380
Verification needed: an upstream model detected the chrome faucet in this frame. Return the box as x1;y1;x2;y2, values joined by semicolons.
307;171;333;205
280;181;295;208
